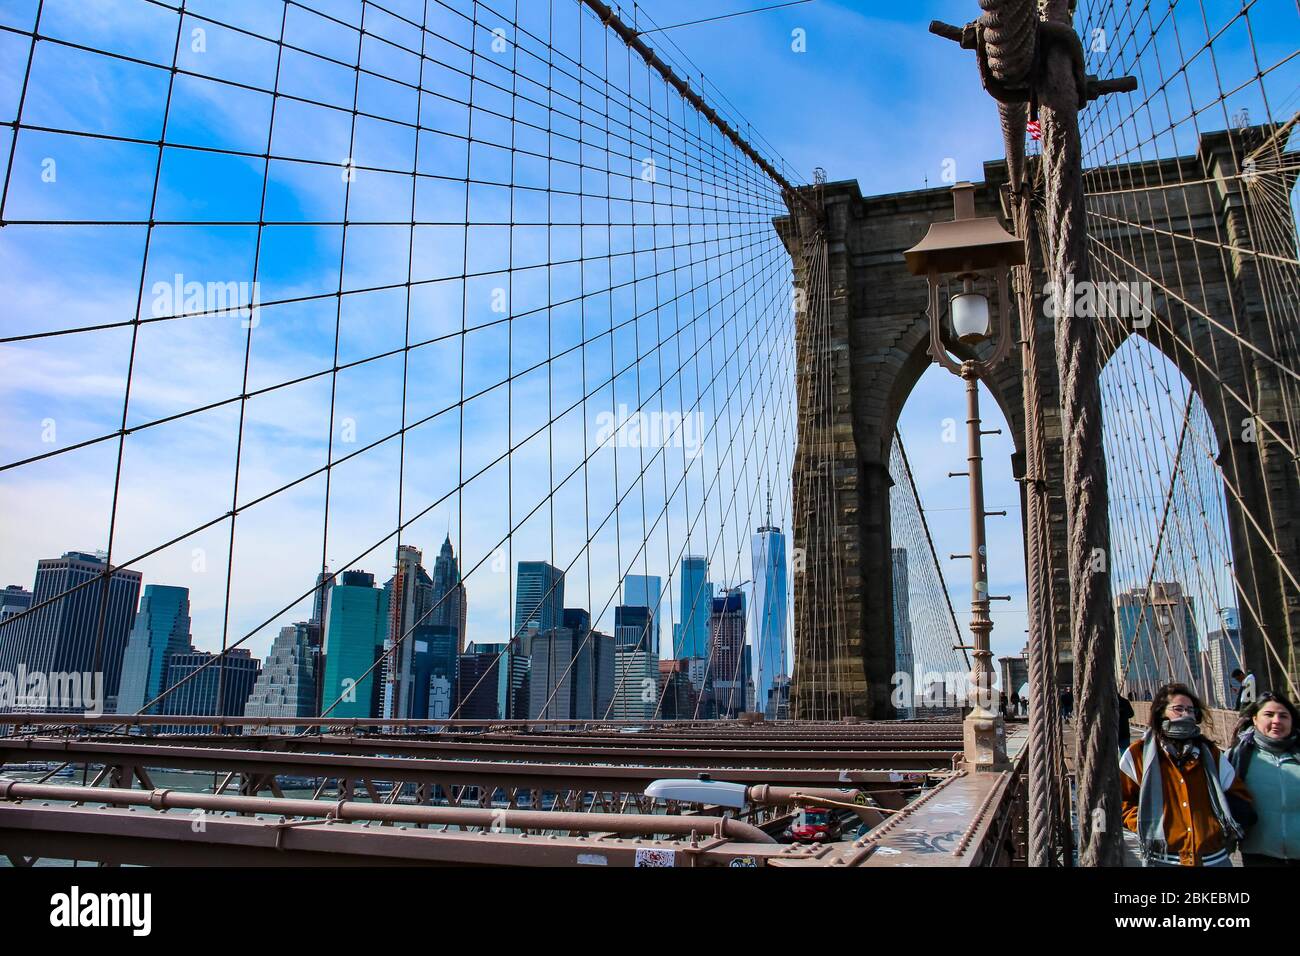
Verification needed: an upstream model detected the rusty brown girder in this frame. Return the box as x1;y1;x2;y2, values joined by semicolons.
0;780;777;841
0;721;1030;866
409;727;966;748
86;733;958;769
0;771;1016;868
0;714;962;733
0;736;949;789
0;800;792;867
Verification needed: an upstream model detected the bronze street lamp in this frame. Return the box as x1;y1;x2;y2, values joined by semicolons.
904;182;1025;771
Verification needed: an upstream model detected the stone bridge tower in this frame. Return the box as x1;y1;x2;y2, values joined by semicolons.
782;126;1298;719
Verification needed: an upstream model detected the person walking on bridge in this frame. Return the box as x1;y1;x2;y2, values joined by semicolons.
1230;670;1246;709
1116;693;1135;755
1228;692;1300;867
1120;682;1253;867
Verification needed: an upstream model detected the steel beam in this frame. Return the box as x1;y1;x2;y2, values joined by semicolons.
0;737;947;790
0;802;787;867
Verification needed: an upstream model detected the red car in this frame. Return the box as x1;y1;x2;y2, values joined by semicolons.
785;807;842;843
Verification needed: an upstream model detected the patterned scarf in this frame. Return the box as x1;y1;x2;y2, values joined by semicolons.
1135;728;1244;865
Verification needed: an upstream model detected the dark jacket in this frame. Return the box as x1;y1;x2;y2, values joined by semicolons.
1117;697;1135;749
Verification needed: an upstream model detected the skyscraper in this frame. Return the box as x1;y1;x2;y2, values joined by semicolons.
310;567;333;628
0;585;32;624
0;551;143;713
455;641;529;719
457;646;505;720
562;607;590;635
1115;582;1203;700
622;574;662;653
657;658;697;719
525;609;613;720
673;556;712;659
561;613;595;717
612;645;658;719
614;604;653;651
383;545;435;720
709;591;748;718
686;657;711;693
1205;609;1243;709
321;570;385;719
742;645;755;711
427;673;453;720
430;535;468;653
766;673;791;719
116;584;192;715
243;621;320;732
515;561;564;641
503;639;531;719
409;622;458;719
529;625;575;719
584;627;616;720
890;548;915;717
751;510;788;719
163;648;260;732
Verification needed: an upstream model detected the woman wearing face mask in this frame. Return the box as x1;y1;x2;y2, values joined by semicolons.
1120;682;1254;866
1228;692;1300;867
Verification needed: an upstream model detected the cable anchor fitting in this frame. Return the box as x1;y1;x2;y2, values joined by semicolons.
928;18;1137;113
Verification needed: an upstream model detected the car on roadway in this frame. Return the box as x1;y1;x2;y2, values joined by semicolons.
784;806;842;844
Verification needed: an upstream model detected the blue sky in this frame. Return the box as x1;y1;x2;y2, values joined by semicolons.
0;0;1293;682
0;0;800;670
632;0;1294;667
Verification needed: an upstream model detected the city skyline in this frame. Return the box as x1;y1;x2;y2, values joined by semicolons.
0;0;1282;709
6;542;1238;720
0;472;1245;716
0;525;795;718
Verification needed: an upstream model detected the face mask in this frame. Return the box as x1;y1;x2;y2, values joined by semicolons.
1161;716;1198;740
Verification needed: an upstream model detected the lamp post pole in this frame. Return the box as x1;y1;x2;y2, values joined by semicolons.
963;362;998;718
904;181;1021;769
